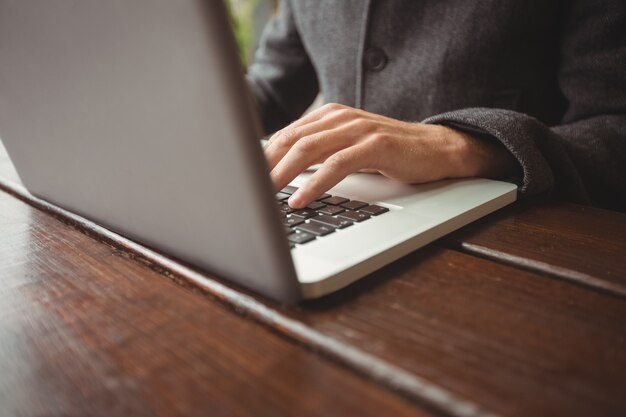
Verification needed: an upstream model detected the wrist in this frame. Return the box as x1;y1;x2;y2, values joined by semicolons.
432;124;520;180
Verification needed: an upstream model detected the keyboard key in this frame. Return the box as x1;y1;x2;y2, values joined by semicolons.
285;227;294;234
310;215;353;229
281;186;298;195
296;222;335;236
306;201;327;210
276;192;290;201
321;196;349;205
278;203;295;214
315;193;331;201
284;216;304;227
337;211;370;222
360;204;389;216
291;209;318;219
318;205;345;216
341;200;368;211
287;230;316;244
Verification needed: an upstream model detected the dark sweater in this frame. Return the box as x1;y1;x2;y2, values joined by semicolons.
246;0;626;211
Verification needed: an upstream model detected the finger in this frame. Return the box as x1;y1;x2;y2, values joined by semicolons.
264;102;348;149
288;144;375;208
270;127;356;191
264;118;334;171
264;103;361;170
264;102;365;152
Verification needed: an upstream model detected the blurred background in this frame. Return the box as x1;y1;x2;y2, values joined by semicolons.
227;0;278;66
227;0;323;112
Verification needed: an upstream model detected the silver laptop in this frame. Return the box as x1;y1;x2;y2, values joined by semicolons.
0;0;516;302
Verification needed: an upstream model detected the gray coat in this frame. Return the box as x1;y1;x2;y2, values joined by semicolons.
246;0;626;211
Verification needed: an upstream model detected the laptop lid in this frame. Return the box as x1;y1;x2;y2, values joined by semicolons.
0;0;300;301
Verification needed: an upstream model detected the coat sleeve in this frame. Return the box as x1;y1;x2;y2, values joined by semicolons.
246;0;319;135
422;1;626;211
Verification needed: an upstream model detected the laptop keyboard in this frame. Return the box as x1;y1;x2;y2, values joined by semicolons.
277;186;389;249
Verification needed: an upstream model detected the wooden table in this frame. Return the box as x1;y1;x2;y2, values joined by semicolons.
1;143;625;417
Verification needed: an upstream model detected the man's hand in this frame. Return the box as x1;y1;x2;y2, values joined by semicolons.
265;103;519;208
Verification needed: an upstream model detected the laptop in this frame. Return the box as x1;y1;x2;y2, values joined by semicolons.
0;0;516;302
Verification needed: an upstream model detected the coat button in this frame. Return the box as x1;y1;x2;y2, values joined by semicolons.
364;47;388;72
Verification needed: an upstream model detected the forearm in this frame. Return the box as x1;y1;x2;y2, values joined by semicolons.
424;109;626;211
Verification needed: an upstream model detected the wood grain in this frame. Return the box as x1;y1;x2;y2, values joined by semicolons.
0;190;427;417
445;200;626;297
7;180;625;417
293;248;626;417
